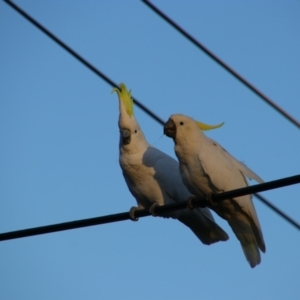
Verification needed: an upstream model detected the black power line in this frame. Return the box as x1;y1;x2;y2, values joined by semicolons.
0;175;299;242
142;0;300;130
3;0;299;232
3;0;164;126
254;193;300;231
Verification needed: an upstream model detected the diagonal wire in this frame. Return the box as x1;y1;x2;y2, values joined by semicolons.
142;0;300;130
3;0;299;231
3;0;164;126
254;193;300;231
0;175;299;241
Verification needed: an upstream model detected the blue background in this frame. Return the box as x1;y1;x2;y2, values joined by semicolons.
1;1;300;299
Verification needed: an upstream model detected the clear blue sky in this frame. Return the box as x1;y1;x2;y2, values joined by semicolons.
1;1;300;299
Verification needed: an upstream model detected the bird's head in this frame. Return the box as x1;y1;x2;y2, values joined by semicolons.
112;83;143;147
164;114;224;142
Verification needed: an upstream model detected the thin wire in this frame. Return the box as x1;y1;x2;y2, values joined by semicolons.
3;0;164;126
254;193;300;231
0;175;299;241
3;0;299;232
142;0;300;130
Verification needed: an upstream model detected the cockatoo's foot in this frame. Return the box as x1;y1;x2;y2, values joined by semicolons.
206;192;218;206
187;196;197;210
187;196;207;209
149;203;160;217
129;206;139;221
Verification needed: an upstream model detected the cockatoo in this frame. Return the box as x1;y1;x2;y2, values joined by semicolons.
164;114;266;268
113;83;228;245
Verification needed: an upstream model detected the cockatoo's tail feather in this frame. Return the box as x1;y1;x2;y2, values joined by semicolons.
196;121;224;131
112;83;134;117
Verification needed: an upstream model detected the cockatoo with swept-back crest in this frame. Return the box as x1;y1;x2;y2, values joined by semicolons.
112;83;228;245
164;114;266;268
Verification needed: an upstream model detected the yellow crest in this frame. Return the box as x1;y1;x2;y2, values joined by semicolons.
112;83;134;116
196;121;224;131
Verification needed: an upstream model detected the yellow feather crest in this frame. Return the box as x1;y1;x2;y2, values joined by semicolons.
112;83;134;116
196;121;224;131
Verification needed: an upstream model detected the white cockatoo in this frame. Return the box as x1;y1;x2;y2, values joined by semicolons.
164;114;265;268
113;84;228;245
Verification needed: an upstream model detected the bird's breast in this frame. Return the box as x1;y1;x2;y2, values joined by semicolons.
119;153;166;208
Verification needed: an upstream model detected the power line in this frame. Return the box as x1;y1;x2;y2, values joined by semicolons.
142;0;300;130
3;0;164;126
0;175;299;242
3;0;299;232
254;193;300;231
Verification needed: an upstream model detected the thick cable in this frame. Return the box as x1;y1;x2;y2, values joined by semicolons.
0;175;299;242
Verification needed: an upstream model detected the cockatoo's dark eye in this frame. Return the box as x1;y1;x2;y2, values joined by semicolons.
180;121;184;126
134;130;137;133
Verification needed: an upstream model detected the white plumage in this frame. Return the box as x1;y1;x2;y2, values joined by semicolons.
113;84;228;245
164;114;266;268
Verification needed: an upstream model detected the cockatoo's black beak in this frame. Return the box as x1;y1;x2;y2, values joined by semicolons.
121;129;131;145
164;118;176;138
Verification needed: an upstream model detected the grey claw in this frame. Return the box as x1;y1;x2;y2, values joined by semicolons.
187;196;207;209
149;203;159;216
206;192;218;206
129;206;139;221
187;196;196;210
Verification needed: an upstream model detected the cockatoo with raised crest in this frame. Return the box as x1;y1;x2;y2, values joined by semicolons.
113;83;228;245
164;114;266;268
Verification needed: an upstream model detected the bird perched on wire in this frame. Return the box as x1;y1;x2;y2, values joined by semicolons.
112;83;228;245
164;114;266;268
